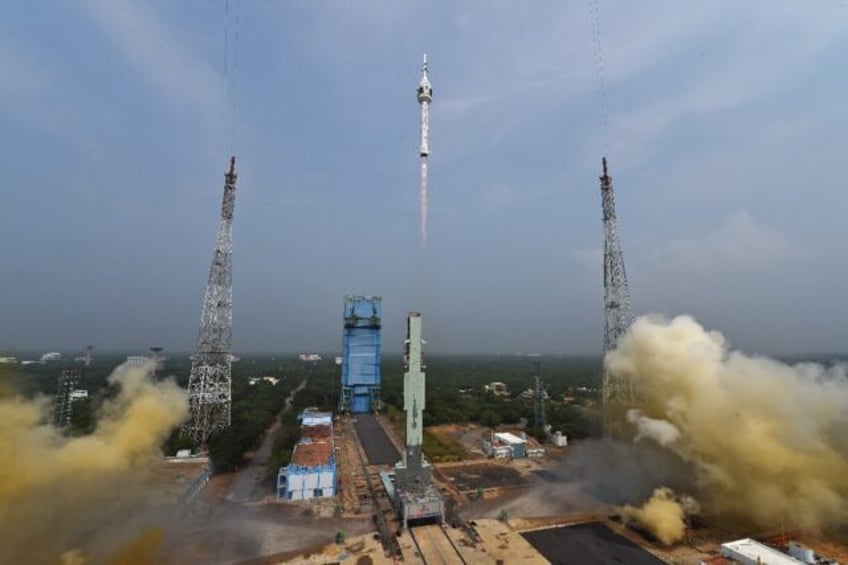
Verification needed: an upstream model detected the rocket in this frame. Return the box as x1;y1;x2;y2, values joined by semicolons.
402;312;426;471
417;55;433;157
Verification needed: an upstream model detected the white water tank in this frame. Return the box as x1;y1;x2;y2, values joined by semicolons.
549;431;568;446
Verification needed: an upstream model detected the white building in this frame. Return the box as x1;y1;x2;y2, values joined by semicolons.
249;376;279;386
787;541;837;564
278;410;336;501
719;538;804;565
484;382;509;396
70;389;89;400
483;431;528;458
125;356;149;367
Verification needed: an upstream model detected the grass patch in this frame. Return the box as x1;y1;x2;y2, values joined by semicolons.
423;429;464;462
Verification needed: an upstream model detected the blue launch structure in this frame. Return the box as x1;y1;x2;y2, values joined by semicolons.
339;295;382;413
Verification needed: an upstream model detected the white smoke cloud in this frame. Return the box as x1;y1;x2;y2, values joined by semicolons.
627;409;681;446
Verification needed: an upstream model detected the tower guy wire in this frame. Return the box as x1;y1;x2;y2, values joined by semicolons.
224;0;241;151
588;0;610;156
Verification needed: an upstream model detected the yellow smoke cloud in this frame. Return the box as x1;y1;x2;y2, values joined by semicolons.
622;487;687;545
0;360;188;562
607;315;848;543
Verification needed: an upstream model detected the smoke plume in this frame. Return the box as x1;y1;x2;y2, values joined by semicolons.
0;360;188;562
621;487;699;545
606;314;848;544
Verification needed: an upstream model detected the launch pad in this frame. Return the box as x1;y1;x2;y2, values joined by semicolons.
380;471;444;528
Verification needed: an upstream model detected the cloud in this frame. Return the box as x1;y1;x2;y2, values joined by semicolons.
648;210;798;276
604;3;848;164
574;210;797;276
0;32;49;98
572;246;601;270
82;0;227;129
479;183;521;209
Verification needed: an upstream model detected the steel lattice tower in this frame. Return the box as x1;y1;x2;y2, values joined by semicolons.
53;369;81;429
182;157;238;445
599;157;635;436
533;361;546;430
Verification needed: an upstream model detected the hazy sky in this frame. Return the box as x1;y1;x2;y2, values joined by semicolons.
1;1;847;355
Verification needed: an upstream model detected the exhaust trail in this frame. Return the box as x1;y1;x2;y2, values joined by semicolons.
420;157;428;248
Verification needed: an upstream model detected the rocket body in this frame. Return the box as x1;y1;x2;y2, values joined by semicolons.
417;55;433;156
404;313;425;454
417;55;433;248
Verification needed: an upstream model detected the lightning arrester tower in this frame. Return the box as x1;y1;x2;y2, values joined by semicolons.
599;157;635;436
53;369;81;429
182;157;238;446
534;362;546;431
417;54;433;249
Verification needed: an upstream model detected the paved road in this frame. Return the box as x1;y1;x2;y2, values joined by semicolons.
226;378;307;502
354;413;400;466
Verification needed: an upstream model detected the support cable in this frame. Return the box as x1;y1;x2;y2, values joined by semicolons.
588;0;610;156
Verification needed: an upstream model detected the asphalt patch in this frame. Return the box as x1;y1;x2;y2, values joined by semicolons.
354;414;400;466
440;464;529;492
531;469;559;483
522;522;665;565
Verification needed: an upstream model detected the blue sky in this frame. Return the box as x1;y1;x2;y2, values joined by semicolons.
1;1;847;355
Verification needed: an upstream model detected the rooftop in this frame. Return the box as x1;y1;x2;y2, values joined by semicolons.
291;441;333;468
300;410;333;426
721;538;804;565
495;432;527;444
300;424;332;441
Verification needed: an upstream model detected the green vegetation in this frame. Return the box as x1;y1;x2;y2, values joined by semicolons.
266;360;339;475
423;429;462;462
205;357;305;471
382;355;602;440
209;378;289;471
68;397;96;435
3;351;602;475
